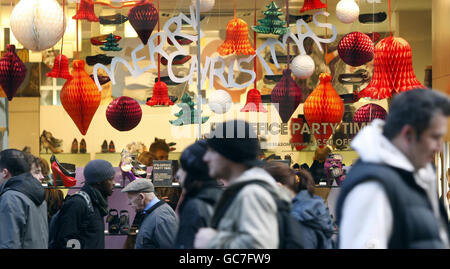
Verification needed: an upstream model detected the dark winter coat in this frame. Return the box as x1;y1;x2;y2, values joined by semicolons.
174;185;223;249
310;160;325;184
291;190;335;249
0;172;48;249
51;185;107;249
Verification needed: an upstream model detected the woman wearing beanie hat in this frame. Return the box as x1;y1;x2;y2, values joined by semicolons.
50;159;116;249
174;140;223;249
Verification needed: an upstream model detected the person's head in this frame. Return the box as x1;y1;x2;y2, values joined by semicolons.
203;120;261;181
83;159;116;197
295;169;315;197
137;151;156;166
30;156;45;183
149;139;170;160
383;89;450;170
121;179;156;212
264;161;297;193
313;146;331;162
177;140;215;196
0;149;31;185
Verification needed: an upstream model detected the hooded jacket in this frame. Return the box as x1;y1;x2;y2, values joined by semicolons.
206;167;281;249
175;183;223;249
291;190;335;249
0;172;48;249
338;119;450;249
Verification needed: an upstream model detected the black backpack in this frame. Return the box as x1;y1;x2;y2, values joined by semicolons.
48;191;94;249
211;180;304;249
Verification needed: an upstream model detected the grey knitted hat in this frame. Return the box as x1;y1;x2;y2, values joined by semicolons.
83;159;115;184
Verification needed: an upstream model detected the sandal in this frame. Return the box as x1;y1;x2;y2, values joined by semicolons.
106;209;120;234
119;210;130;235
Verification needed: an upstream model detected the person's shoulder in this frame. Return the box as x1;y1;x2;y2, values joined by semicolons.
0;190;28;205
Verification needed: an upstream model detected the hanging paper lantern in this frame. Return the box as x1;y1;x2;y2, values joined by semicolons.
10;0;66;51
358;36;424;100
128;0;158;45
60;60;101;135
291;55;315;79
338;32;374;67
209;90;232;114
106;96;142;131
46;54;72;80
353;103;387;123
252;1;289;35
300;0;327;13
191;0;215;12
0;45;27;101
290;116;308;151
146;81;174;106
241;89;267;112
336;0;359;24
304;73;344;148
73;0;99;22
217;18;256;56
271;69;302;123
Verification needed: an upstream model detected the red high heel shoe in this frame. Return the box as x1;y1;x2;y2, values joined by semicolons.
50;155;77;187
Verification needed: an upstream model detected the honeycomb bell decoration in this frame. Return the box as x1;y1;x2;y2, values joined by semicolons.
46;54;73;80
353;103;387;123
73;0;99;22
241;89;267;112
128;0;158;45
0;45;27;101
60;60;101;136
303;73;344;148
300;0;327;13
10;0;66;51
338;32;374;67
271;69;303;123
106;96;142;131
146;81;174;106
358;36;425;100
217;18;256;56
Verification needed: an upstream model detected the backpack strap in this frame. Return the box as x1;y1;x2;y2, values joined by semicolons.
73;190;94;214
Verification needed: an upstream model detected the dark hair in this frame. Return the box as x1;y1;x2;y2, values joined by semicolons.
292;163;300;169
179;140;215;197
0;149;31;176
383;89;450;140
263;161;296;193
45;189;64;222
295;169;315;196
300;163;310;171
137;151;156;166
29;155;51;183
149;139;170;153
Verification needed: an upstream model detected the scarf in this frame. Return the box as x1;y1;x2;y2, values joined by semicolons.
82;184;109;216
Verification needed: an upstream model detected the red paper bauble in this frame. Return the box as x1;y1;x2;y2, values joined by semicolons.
146;81;174;106
60;60;101;135
271;69;303;123
241;89;267;112
106;96;142;131
358;36;425;100
338;32;374;67
0;45;27;101
46;54;72;80
217;18;256;56
303;73;344;148
353;103;387;123
300;0;327;13
290;116;308;151
128;0;158;45
72;0;99;22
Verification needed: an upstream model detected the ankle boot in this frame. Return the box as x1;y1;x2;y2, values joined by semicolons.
71;139;79;153
101;140;108;153
109;140;116;153
80;139;87;153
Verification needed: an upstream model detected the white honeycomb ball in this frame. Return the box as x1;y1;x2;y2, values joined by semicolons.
291;55;315;79
336;0;360;24
10;0;66;51
191;0;215;13
208;90;232;114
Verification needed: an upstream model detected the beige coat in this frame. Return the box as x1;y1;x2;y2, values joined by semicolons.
206;167;281;249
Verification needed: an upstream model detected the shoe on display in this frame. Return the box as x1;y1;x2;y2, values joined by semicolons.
119;210;130;234
359;12;387;24
90;74;111;85
50;155;76;187
106;209;120;234
71;139;78;154
90;34;122;46
86;54;114;66
80;139;87;154
101;140;108;153
99;13;128;25
120;149;136;182
160;55;192;66
167;35;193;46
109;140;116;153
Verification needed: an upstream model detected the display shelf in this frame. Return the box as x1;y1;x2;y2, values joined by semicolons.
42;183;124;189
95;152;121;166
39;153;91;168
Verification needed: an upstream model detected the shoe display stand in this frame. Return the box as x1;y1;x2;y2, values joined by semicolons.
40;153;91;169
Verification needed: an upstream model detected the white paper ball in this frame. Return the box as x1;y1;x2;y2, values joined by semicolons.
208;90;232;114
10;0;66;52
336;0;360;24
191;0;215;13
291;55;315;79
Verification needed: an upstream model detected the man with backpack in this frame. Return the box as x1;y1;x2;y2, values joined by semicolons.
194;120;302;249
49;159;115;249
